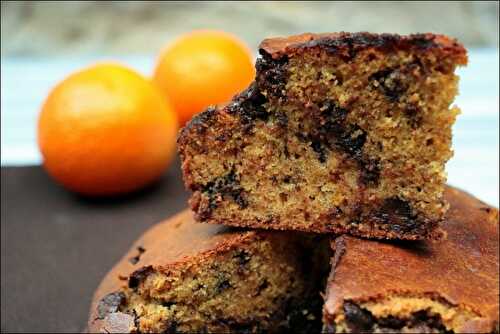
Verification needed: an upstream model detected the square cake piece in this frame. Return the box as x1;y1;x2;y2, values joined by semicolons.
323;187;499;333
178;32;467;239
88;210;329;333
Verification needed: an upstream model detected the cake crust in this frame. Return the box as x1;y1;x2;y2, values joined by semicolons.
259;32;467;62
178;32;467;239
323;186;499;333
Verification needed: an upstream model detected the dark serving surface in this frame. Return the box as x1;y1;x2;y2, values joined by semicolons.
1;159;190;333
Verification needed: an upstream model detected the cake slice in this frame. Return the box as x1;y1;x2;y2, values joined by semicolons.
323;187;499;333
87;210;329;333
178;32;467;239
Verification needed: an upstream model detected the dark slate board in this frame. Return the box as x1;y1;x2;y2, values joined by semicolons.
1;159;190;332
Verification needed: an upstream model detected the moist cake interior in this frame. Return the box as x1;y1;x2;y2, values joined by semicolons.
327;295;485;333
181;33;466;239
97;234;330;333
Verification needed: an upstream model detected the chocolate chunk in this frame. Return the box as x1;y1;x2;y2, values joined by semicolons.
316;101;366;158
307;36;359;61
322;100;350;124
255;279;269;296
335;125;367;158
128;266;153;290
275;112;288;128
256;50;289;100
411;35;435;49
305;100;367;163
161;301;176;308
233;250;251;266
343;301;374;332
202;170;248;214
359;158;380;186
129;246;146;265
229;82;269;125
378;315;406;329
215;273;232;294
310;139;328;163
404;104;423;129
163;320;178;333
370;68;408;102
97;291;126;319
299;101;366;163
215;279;231;294
179;106;218;137
373;197;421;234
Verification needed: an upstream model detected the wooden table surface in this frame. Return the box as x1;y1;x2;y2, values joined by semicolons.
1;159;190;333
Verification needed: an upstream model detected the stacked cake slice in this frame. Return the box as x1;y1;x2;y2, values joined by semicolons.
88;32;499;333
88;211;329;332
178;32;467;240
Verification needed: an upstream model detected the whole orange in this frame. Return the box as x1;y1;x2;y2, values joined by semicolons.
38;63;178;196
153;30;255;125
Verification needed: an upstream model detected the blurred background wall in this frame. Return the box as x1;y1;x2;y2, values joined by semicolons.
1;1;498;57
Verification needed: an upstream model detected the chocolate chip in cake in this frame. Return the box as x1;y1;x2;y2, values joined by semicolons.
411;36;436;50
161;301;177;308
128;246;146;265
181;106;218;136
308;100;370;163
343;301;374;332
128;266;153;290
377;315;406;329
310;139;328;163
369;68;408;102
359;158;380;186
229;82;269;127
335;125;367;158
256;50;289;100
404;104;423;129
215;273;232;294
254;279;269;296
163;320;178;333
233;250;251;266
373;197;421;234
275;112;288;128
203;169;248;212
407;310;449;332
321;100;350;123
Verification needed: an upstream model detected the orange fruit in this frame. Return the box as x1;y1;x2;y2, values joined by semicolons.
153;30;255;125
38;63;178;196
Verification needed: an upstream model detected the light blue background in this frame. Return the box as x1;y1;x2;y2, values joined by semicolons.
1;51;498;206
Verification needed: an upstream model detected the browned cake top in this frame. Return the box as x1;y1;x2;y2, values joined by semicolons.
259;32;467;64
324;187;499;328
88;210;260;331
